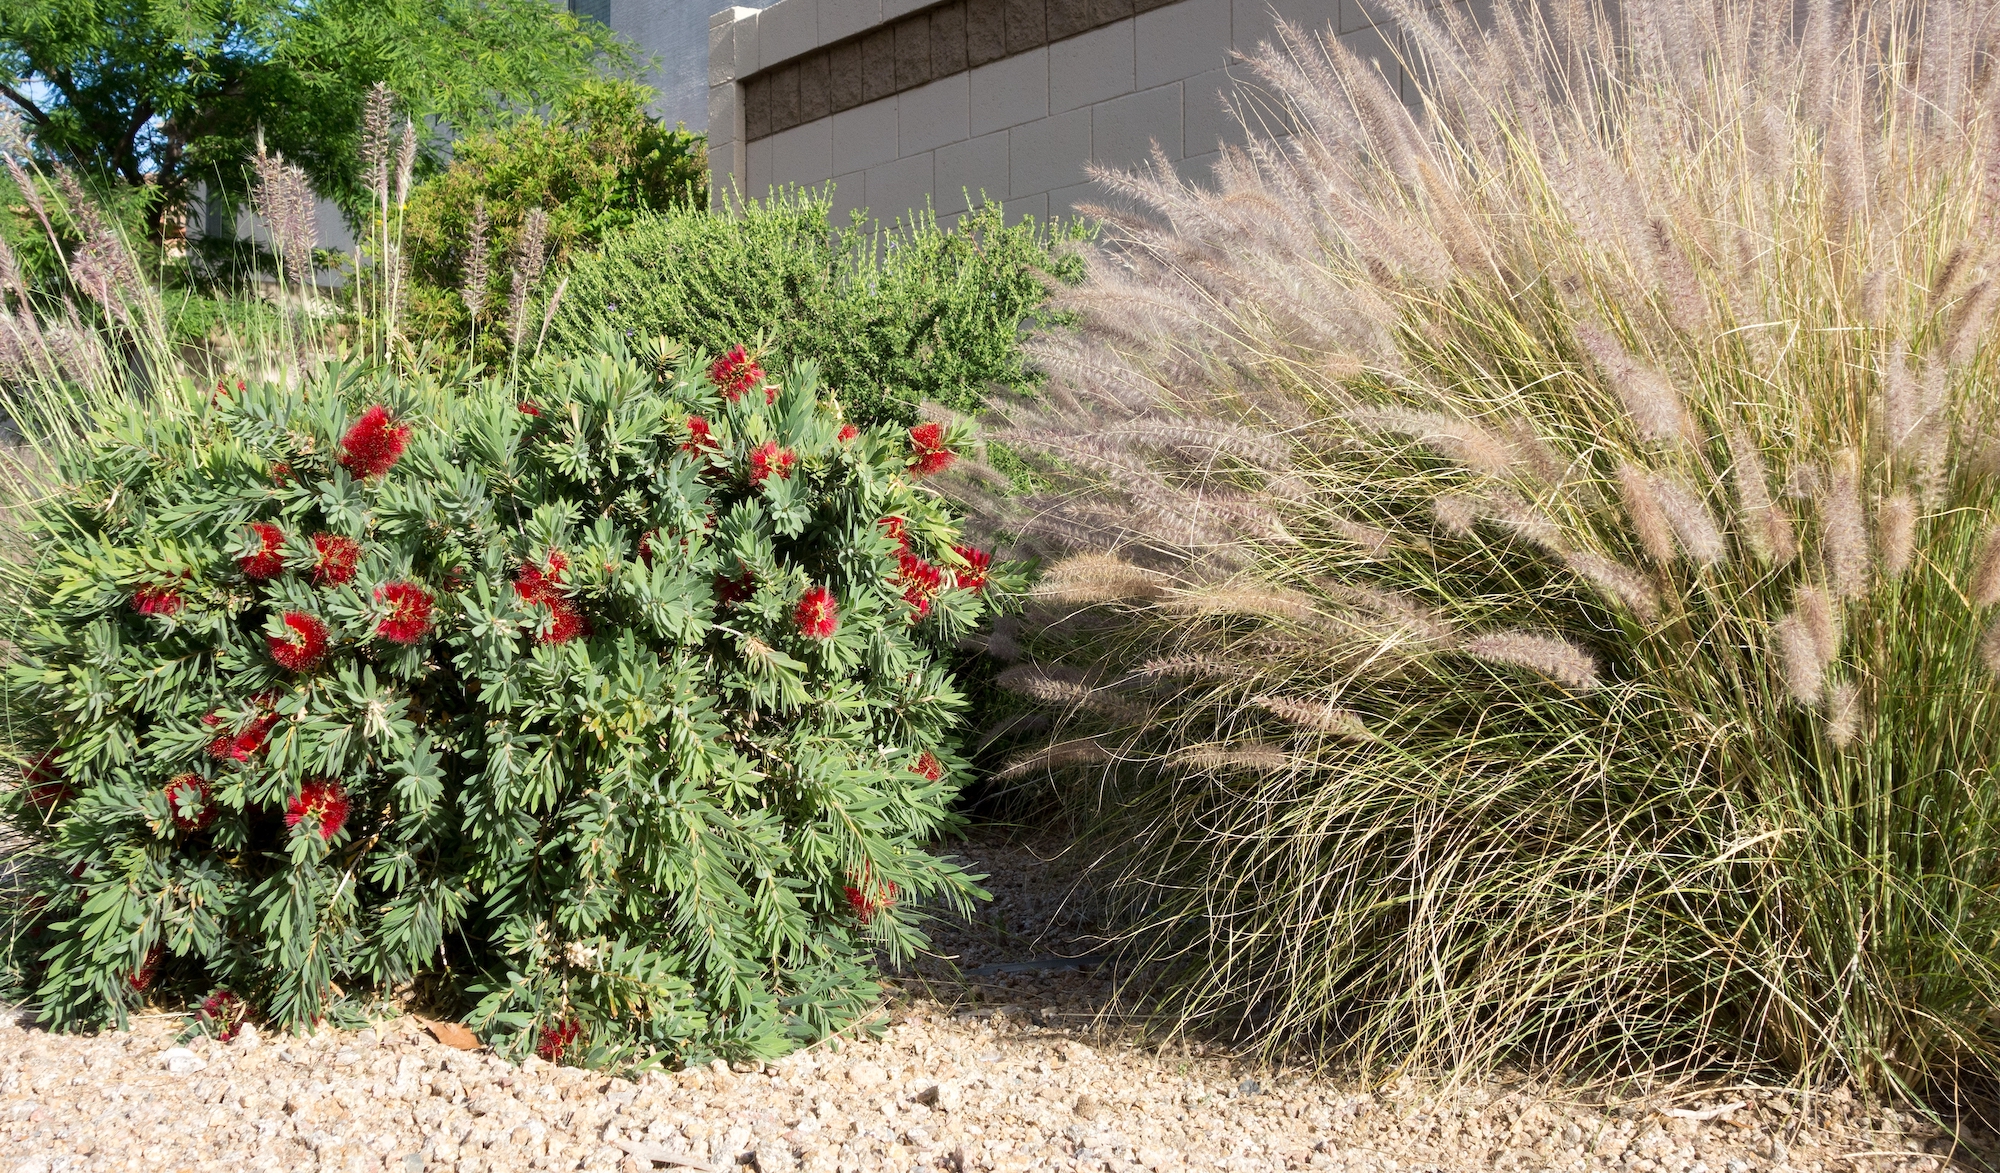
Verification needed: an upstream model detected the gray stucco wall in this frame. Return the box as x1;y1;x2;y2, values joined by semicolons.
708;0;1459;226
575;0;727;131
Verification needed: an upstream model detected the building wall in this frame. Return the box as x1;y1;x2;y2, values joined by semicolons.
575;0;730;132
709;0;1459;226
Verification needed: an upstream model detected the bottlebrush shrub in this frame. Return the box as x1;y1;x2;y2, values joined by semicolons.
0;341;1012;1066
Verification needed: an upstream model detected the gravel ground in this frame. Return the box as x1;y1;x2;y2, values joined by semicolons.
0;833;1984;1173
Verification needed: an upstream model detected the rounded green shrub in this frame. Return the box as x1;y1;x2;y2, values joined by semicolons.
1;337;1007;1066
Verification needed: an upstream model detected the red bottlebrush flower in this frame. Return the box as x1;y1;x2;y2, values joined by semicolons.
541;597;588;645
518;401;542;417
199;990;247;1042
240;522;287;581
747;440;796;484
374;581;435;644
878;516;911;553
22;752;69;813
912;751;946;783
537;1017;583;1064
794;585;839;639
208;711;279;763
285;779;350;841
895;552;943;618
683;414;719;456
132;583;184;616
128;946;164;992
165;773;216;833
338;405;410;478
952;545;991;592
837;423;859;443
714;567;756;607
709;345;765;403
269;611;330;672
269;461;293;486
907;421;955;476
310;533;360;586
843;867;899;924
637;529;659;567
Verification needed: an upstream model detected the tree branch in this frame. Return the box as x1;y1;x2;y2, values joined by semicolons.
0;82;51;128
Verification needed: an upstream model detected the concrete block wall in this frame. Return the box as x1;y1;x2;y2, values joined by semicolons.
709;0;1472;226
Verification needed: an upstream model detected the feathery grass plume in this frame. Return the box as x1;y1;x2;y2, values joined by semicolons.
250;149;319;296
393;119;417;208
1031;554;1168;603
1983;621;2000;676
1256;695;1373;740
973;0;2000;1095
1135;654;1255;680
992;739;1112;781
462;197;491;327
1617;463;1676;563
1327;513;1393;559
1162;584;1319;623
1171;742;1291;773
1970;524;2000;609
361;83;394;205
507;207;551;357
1727;426;1796;566
1825;679;1862;747
1819;455;1871;599
1876;492;1917;579
1459;631;1599;689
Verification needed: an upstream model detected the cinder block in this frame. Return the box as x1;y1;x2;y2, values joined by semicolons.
770;63;803;131
864;151;937;225
734;10;763;76
759;0;821;67
1132;0;1176;14
894;15;934;88
1047;0;1094;41
1237;0;1338;51
832;95;903;171
1094;81;1182;170
1136;0;1232;89
862;27;898;101
1091;0;1136;27
746;136;776;195
708;79;742;145
930;2;969;74
1050;20;1134;113
829;41;866;111
1009;105;1091;196
1047;178;1103;221
1004;0;1048;54
1007;191;1049;227
1177;147;1223;187
1180;65;1248;155
969;49;1048;135
935;129;1010;215
745;75;774;139
709;8;759;86
830;169;870;225
708;139;748;211
770;117;834;188
884;0;933;19
800;54;832;122
901;73;969;154
967;0;1009;65
819;0;882;44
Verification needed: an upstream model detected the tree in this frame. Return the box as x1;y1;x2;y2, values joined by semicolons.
0;0;629;240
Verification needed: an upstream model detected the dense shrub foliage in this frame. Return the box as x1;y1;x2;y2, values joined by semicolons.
1;337;1011;1066
400;80;707;363
547;192;1085;426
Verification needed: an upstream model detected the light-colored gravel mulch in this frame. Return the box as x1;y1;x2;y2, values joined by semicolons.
0;833;1984;1173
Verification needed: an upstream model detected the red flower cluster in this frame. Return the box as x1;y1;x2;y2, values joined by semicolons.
837;423;859;443
952;545;991;592
270;611;330;672
895;552;943;618
683;414;719;456
907;422;955;476
518;401;542;417
269;460;293;486
709;345;767;403
536;1017;584;1064
165;773;216;833
911;751;946;783
748;440;796;484
339;405;409;478
879;516;910;553
714;566;756;607
515;552;588;645
240;522;287;581
207;703;279;763
794;585;839;639
128;946;164;992
132;583;184;616
285;779;350;841
311;533;360;586
200;990;248;1042
22;753;69;813
843;867;899;925
374;581;435;644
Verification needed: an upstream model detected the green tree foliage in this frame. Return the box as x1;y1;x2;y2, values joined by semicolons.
0;336;1013;1066
402;79;707;365
0;0;626;237
546;192;1088;426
